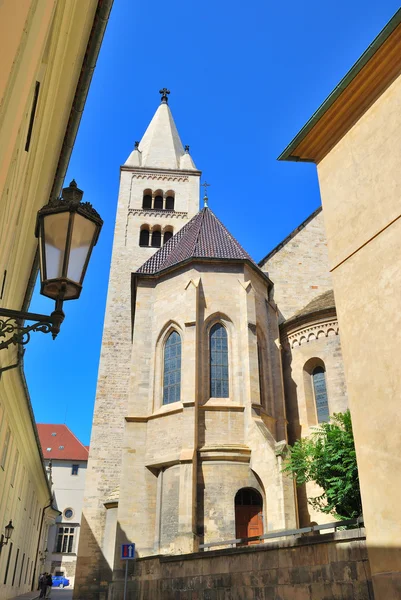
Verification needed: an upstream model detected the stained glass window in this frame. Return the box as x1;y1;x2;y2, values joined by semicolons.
210;324;229;398
312;366;330;423
163;331;181;405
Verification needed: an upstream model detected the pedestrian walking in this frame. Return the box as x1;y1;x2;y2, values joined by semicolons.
39;572;48;598
45;573;53;598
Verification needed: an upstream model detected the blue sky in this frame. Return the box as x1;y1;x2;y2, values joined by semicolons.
25;0;400;445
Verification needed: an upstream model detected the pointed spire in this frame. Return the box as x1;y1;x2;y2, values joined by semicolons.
124;90;197;170
201;182;210;207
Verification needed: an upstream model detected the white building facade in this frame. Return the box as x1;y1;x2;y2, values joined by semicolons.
37;425;88;587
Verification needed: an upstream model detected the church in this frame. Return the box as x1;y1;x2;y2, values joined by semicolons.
75;90;348;598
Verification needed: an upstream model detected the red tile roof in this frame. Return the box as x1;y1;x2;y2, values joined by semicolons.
37;424;89;461
136;207;256;275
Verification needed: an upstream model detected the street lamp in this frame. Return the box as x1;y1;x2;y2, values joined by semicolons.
0;521;14;547
0;181;103;356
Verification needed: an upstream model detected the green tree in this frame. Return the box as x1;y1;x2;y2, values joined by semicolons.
283;410;362;520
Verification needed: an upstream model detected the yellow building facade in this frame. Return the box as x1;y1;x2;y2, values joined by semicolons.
0;1;112;598
280;9;401;599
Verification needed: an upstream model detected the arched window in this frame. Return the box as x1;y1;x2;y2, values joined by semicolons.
210;323;229;398
312;366;329;422
163;230;173;244
165;195;174;210
154;194;163;210
142;191;152;209
151;229;161;247
139;228;149;247
163;331;181;405
235;488;263;544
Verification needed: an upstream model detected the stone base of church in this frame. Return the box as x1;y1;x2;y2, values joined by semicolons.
99;529;372;600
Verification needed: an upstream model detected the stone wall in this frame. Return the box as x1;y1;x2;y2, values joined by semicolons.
103;529;371;600
260;209;333;323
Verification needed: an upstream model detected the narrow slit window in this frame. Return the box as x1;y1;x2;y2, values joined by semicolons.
25;82;40;152
163;331;181;405
210;324;229;398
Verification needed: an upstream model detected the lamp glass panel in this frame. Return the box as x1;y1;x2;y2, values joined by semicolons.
67;214;96;283
43;212;69;279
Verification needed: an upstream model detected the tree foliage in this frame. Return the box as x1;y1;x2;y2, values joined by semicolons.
283;410;362;520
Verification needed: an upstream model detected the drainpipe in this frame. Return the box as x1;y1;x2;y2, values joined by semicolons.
32;500;60;591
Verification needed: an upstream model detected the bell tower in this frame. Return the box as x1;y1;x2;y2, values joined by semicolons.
121;88;200;271
75;91;201;594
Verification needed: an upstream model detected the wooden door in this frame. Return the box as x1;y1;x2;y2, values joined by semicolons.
235;504;263;544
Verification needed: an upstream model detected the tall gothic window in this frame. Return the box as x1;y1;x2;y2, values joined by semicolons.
210;324;229;398
163;331;181;405
312;366;329;422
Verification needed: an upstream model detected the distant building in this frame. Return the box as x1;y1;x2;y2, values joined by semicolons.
0;1;112;598
75;92;348;599
37;425;88;587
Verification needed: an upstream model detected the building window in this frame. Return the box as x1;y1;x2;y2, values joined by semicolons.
163;331;181;405
12;548;19;586
142;191;152;209
165;195;174;210
56;527;75;553
25;81;40;152
154;194;163;210
210;324;229;398
139;227;150;247
3;542;13;584
64;508;74;520
163;230;173;244
1;427;11;469
151;229;161;248
312;366;330;423
19;553;25;587
71;464;79;476
10;449;19;487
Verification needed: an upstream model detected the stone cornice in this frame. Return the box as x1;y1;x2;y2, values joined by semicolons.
282;317;339;350
198;445;251;463
128;208;188;219
121;166;202;179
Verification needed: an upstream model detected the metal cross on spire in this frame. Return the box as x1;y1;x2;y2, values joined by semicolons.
201;182;210;207
159;88;170;104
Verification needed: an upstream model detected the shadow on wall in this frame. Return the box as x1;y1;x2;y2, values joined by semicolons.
73;514;112;600
281;345;310;529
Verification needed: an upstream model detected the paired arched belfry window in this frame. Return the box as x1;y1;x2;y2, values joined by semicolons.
142;190;175;210
210;324;229;398
163;331;181;405
139;227;172;247
312;366;329;422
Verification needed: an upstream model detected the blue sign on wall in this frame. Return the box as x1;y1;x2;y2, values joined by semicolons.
121;543;135;560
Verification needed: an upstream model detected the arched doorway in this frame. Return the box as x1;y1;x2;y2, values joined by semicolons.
235;488;263;544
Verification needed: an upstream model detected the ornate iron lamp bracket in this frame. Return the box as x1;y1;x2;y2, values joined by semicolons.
0;306;64;352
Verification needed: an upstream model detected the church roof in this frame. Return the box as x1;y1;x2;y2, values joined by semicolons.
124;101;198;170
136;207;258;276
282;290;336;330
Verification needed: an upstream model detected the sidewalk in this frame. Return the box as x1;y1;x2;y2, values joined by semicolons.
9;592;39;600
